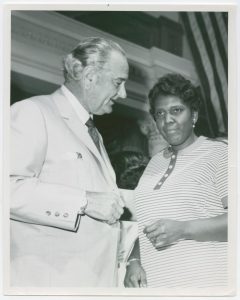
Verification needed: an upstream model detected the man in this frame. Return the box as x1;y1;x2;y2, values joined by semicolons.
10;37;129;287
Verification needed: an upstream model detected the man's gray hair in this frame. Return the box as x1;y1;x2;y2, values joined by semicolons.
63;37;126;81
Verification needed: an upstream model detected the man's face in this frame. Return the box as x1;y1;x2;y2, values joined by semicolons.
87;51;129;115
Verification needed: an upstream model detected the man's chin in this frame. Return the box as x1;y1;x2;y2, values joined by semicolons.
105;108;113;114
97;106;113;115
103;105;113;114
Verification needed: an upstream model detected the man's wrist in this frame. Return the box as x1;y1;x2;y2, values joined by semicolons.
80;193;88;215
126;258;141;267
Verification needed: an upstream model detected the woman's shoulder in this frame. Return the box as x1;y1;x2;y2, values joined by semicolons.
142;148;166;171
150;147;167;161
198;136;228;162
205;136;228;145
203;136;228;151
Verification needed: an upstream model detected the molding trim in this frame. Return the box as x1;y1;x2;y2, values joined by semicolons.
11;11;198;112
12;14;78;55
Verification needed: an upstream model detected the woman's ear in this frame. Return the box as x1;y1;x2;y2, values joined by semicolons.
192;111;199;125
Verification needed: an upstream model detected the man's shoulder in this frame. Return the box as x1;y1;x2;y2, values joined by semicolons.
11;88;62;113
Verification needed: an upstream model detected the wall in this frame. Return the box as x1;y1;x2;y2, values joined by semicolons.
10;10;199;157
11;10;199;116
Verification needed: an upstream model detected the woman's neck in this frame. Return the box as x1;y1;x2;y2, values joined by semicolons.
171;134;198;152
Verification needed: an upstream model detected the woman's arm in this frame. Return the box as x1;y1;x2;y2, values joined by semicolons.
183;212;228;242
124;238;147;287
144;211;228;249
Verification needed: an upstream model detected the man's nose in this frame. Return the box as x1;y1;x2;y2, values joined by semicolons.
118;84;127;99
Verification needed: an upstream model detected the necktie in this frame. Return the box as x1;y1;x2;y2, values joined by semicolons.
85;118;101;152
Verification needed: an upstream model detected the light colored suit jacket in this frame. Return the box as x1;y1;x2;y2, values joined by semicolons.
10;87;121;287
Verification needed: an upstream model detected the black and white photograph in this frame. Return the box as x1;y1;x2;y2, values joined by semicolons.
1;1;238;298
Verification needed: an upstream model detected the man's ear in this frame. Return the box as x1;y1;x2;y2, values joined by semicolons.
82;66;97;89
71;59;83;80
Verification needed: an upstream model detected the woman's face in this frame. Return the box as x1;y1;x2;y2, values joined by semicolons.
153;95;198;151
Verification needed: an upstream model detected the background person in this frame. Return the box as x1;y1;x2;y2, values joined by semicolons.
10;37;129;287
124;73;228;290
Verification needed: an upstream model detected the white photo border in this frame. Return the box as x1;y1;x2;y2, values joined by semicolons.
1;1;238;298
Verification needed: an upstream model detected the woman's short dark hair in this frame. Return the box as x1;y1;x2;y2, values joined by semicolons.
148;73;201;115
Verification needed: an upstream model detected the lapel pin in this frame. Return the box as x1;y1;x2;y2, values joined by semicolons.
76;152;82;159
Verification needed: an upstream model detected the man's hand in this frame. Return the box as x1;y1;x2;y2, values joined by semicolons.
124;260;147;288
85;191;124;224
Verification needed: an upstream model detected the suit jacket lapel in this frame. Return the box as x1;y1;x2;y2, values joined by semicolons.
51;88;116;186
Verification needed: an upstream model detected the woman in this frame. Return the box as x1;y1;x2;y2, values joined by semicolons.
124;73;228;290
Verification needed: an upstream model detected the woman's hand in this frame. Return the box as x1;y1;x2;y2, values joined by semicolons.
143;219;186;249
143;213;228;247
124;260;147;288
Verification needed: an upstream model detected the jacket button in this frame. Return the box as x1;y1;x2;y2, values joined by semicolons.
63;213;69;218
76;152;82;159
55;212;60;217
46;211;51;216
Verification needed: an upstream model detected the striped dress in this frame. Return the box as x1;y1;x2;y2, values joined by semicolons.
135;136;228;290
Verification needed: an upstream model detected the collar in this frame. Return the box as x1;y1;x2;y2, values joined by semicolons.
174;136;206;156
163;136;206;158
61;84;91;125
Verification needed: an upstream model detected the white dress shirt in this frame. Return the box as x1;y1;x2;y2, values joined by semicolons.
61;84;90;126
